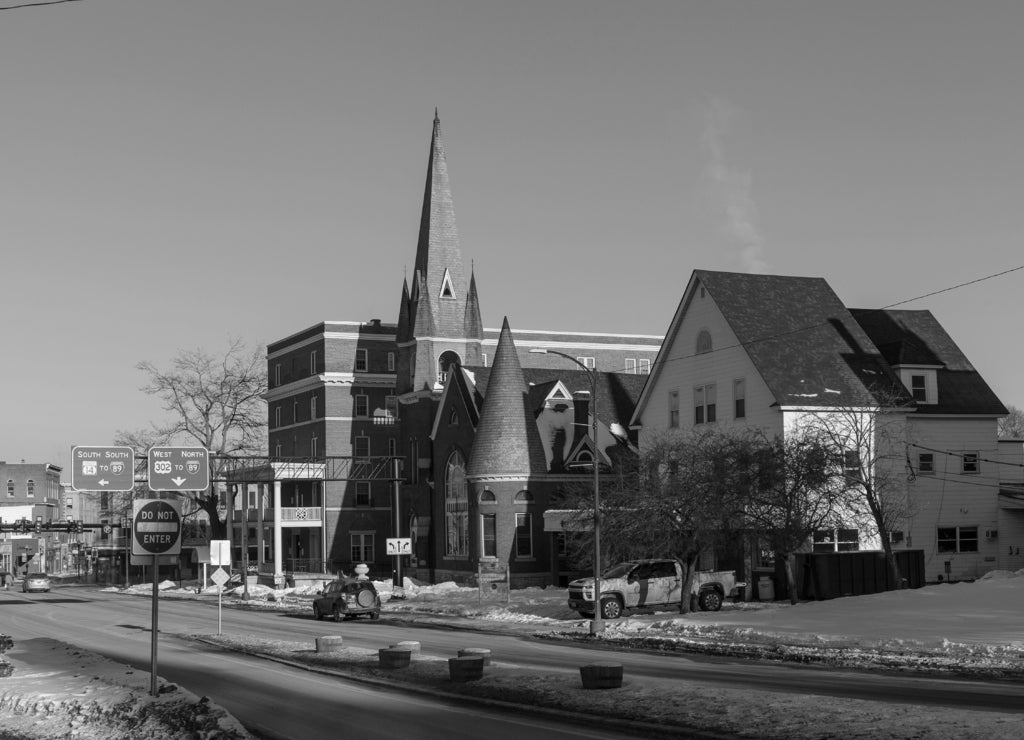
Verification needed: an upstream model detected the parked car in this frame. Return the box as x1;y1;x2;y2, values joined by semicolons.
567;558;744;619
22;573;51;594
312;578;381;621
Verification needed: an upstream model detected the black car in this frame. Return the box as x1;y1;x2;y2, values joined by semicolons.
312;578;381;621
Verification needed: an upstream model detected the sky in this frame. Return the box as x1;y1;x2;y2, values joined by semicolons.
2;1;1023;480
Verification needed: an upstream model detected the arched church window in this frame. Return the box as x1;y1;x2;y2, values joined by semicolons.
444;450;469;556
437;350;462;385
479;489;496;503
514;490;533;503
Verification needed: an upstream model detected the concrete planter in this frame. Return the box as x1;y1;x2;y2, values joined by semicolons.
379;648;413;669
579;662;623;689
390;641;421;654
457;647;492;666
315;636;344;653
448;655;485;682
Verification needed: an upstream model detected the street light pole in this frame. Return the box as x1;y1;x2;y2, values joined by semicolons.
530;348;604;635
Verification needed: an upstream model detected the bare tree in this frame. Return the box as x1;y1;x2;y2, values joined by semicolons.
115;339;267;540
744;431;852;604
794;395;915;591
592;427;759;614
998;405;1024;439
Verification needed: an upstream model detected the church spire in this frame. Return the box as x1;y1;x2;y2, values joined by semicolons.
411;110;469;340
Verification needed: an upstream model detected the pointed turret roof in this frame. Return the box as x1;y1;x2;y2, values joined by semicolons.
408;111;470;339
396;277;412;343
463;267;483;339
467;317;548;479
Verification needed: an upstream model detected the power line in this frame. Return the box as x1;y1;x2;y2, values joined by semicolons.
648;263;1024;375
0;0;81;9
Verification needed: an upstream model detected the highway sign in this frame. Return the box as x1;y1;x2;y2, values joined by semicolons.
70;446;135;491
131;499;182;556
147;446;209;491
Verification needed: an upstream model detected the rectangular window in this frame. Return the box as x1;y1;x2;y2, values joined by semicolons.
482;353;488;367
843;450;862;481
694;384;716;424
274;363;281;386
350;532;374;563
668;390;679;428
7;480;13;497
310;395;317;419
310;436;318;457
274;406;281;428
355;482;371;507
481;513;497;557
813;528;860;553
274;442;282;458
310;350;318;376
515;513;533;557
918;453;934;474
625;358;636;374
385;395;398;420
638;359;651;375
910;374;927;402
26;480;34;498
962;452;979;474
355;349;368;372
938;526;978;553
354;436;370;459
733;378;746;419
388;438;397;457
387;352;395;372
293;400;300;424
576;356;596;369
355;394;369;418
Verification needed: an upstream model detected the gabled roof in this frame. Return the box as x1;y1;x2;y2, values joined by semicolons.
851;309;1008;416
632;269;1006;426
470;366;646;445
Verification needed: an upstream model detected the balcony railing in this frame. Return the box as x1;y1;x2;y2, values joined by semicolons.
280;507;321;523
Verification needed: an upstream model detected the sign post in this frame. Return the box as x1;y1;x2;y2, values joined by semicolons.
209;540;231;634
132;499;182;697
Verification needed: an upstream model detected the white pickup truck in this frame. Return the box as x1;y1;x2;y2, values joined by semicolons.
567;558;744;619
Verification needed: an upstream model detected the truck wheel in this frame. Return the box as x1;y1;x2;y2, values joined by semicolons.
600;597;623;620
698;589;723;612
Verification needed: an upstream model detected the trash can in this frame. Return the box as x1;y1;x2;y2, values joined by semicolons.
757;576;775;601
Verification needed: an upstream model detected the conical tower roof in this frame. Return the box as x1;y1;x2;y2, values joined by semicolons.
467;317;548;479
463;267;483;339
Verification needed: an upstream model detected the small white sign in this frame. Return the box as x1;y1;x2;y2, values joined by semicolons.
386;537;412;555
210;567;229;587
210;540;231;566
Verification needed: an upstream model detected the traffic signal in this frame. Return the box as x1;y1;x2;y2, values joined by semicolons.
35;517;42;534
76;520;84;534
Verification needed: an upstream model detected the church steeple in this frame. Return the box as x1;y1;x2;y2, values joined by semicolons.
399;112;484;393
409;111;469;340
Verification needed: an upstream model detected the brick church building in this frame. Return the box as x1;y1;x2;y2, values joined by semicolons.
264;113;662;585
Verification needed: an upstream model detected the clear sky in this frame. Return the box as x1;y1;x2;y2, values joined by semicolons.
3;1;1022;480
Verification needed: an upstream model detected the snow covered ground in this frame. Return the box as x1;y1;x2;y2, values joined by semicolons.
2;571;1023;738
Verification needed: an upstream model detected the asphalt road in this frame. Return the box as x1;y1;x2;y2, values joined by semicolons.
3;585;1024;738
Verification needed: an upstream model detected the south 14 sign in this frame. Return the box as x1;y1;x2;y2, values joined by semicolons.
132;499;182;557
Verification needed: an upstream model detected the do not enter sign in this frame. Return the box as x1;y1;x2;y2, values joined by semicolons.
132;499;182;557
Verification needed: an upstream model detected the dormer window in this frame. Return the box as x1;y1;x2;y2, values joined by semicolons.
898;368;937;405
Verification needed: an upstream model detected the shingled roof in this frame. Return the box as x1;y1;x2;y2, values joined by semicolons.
466;318;548;479
695;270;906;408
850;308;1007;415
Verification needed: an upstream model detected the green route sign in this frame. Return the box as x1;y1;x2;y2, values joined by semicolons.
70;446;135;492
